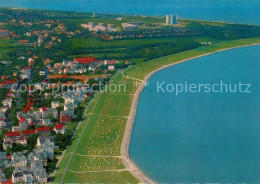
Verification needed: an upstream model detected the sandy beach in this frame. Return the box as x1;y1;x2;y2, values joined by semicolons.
120;42;260;184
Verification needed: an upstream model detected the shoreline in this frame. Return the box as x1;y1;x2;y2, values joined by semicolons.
120;42;260;184
1;7;258;26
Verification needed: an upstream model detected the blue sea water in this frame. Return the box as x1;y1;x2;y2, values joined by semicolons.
0;0;260;25
129;45;260;183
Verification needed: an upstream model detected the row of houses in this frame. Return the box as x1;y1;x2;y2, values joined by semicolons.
47;57;118;75
3;123;65;150
81;22;117;32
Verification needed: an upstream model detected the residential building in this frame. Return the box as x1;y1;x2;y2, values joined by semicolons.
34;111;42;120
21;130;35;138
60;111;73;123
19;117;29;130
5;132;20;142
38;35;44;44
36;127;51;135
0;79;18;89
64;103;74;111
122;23;138;30
37;136;54;147
166;14;178;25
0;30;9;38
54;123;66;134
51;101;60;109
40;107;58;118
42;119;52;126
39;69;46;76
0;118;7;128
2;98;12;108
108;65;115;71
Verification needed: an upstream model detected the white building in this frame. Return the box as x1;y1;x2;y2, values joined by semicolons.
2;98;12;108
51;101;60;109
166;14;178;25
42;119;52;126
108;65;115;71
166;15;170;25
122;23;138;30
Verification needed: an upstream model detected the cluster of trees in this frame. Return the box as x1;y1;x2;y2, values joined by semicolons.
44;157;58;174
31;69;46;83
74;105;85;122
125;41;200;62
0;129;8;151
65;37;202;62
54;131;73;151
49;78;81;83
190;23;260;40
4;167;14;179
19;91;28;111
11;98;18;126
0;89;9;107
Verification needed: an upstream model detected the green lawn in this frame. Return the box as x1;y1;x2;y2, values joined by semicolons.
93;93;133;116
54;171;139;184
68;52;128;59
107;73;139;94
0;39;17;47
70;37;217;49
75;114;127;156
0;39;18;59
54;37;260;183
68;155;125;172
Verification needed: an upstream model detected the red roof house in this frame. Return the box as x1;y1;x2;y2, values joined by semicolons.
2;75;8;80
42;79;49;83
19;117;27;124
28;86;34;91
36;126;51;135
6;131;20;137
2;180;13;184
23;106;30;112
74;57;98;64
0;118;6;122
7;91;13;96
22;66;31;71
61;74;67;78
20;137;27;145
18;40;29;44
5;131;20;141
0;79;18;87
54;123;66;134
41;107;48;111
22;129;35;137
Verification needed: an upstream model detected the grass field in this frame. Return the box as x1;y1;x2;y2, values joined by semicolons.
66;37;220;61
69;37;218;49
54;170;139;184
54;37;260;183
0;39;18;59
